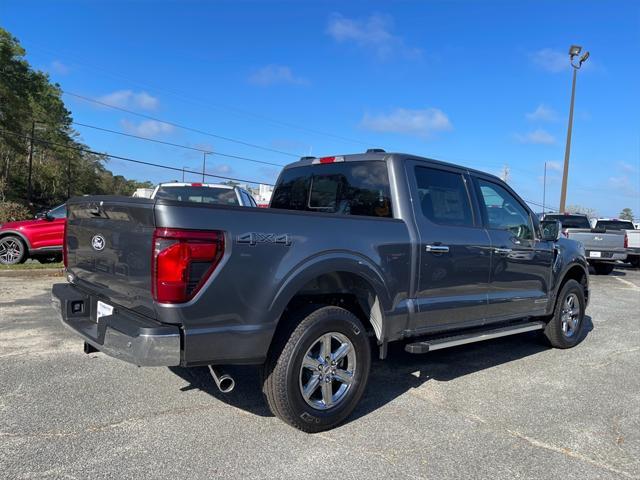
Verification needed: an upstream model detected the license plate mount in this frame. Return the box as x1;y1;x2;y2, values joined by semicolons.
96;300;114;322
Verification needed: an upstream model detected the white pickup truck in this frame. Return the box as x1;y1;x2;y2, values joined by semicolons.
542;213;627;275
591;218;639;268
133;182;258;207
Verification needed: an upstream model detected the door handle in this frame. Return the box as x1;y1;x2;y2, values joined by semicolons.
494;247;512;255
426;245;450;253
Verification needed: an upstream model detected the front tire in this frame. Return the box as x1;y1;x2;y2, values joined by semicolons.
544;279;586;349
262;305;371;433
0;236;27;265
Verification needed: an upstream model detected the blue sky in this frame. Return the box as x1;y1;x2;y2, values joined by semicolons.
3;0;639;216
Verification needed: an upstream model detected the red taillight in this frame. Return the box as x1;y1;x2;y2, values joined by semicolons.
152;228;224;304
191;183;203;187
63;220;68;268
624;233;628;249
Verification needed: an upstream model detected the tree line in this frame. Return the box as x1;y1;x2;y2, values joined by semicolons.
0;27;152;221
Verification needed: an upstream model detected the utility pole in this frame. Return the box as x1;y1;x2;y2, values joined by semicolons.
202;152;207;182
559;45;590;213
67;157;72;199
182;166;186;182
500;165;510;183
26;121;35;204
542;162;547;215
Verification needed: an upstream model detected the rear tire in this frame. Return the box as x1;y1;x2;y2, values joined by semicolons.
629;256;640;268
262;305;371;433
0;236;27;265
544;279;586;349
593;263;615;275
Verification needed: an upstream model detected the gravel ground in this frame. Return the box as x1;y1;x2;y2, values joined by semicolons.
1;268;639;479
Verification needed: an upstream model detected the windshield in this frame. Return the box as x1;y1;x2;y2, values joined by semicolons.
595;220;634;230
544;214;590;229
155;186;239;205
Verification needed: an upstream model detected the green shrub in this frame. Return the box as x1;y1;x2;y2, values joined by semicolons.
0;201;31;224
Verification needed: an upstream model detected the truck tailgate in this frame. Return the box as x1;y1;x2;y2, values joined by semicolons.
66;196;156;318
566;229;625;251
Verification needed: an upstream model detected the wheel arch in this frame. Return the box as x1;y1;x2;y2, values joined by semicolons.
266;253;392;354
554;263;589;310
0;230;31;250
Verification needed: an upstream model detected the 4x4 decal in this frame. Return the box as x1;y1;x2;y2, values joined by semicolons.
236;232;292;246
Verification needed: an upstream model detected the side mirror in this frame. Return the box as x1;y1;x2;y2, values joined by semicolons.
540;220;561;241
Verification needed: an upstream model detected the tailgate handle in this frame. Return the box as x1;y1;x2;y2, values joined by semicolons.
426;245;450;254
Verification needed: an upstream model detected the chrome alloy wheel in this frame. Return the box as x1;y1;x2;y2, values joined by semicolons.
0;238;23;265
560;293;581;338
299;332;357;410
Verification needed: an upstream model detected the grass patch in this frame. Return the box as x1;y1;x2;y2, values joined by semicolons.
0;261;64;270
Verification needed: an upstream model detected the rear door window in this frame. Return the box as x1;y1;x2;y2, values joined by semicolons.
270;161;392;218
414;166;474;227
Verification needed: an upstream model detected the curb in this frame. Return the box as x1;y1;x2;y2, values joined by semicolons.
0;268;65;278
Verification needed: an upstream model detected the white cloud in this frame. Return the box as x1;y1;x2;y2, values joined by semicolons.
608;176;640;196
327;13;421;60
618;161;638;174
545;161;562;172
526;104;558;122
121;119;173;137
361;107;452;139
98;90;159;110
50;60;70;75
529;48;568;73
515;129;556;145
248;65;308;86
210;164;232;175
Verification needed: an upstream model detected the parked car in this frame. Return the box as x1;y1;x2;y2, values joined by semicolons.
53;151;589;432
0;204;66;265
590;218;639;268
541;213;626;275
149;182;258;207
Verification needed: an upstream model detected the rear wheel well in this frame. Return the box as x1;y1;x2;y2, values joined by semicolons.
270;272;383;353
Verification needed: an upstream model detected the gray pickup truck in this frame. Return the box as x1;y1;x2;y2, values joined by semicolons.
52;151;590;432
541;213;627;275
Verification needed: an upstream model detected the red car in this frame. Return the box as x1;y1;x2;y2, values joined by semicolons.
0;204;66;265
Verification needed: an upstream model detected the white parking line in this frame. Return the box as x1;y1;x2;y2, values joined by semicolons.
613;276;640;290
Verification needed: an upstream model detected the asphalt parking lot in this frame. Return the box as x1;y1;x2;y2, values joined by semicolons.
1;268;639;479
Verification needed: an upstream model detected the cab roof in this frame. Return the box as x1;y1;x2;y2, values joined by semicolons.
284;150;501;180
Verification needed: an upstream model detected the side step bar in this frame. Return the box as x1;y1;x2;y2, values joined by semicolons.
405;321;545;354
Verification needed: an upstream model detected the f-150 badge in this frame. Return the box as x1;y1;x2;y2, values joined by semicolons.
236;232;292;246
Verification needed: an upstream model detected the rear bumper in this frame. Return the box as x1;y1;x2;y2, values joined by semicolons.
585;250;627;262
51;283;181;366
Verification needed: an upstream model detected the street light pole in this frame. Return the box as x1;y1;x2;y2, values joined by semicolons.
559;45;590;213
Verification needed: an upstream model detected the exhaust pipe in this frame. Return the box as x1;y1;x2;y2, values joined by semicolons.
208;365;235;393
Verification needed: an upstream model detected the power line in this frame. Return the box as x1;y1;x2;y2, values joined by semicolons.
63;90;302;158
72;121;287;167
26;41;376;148
0;129;275;186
